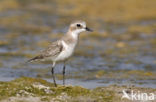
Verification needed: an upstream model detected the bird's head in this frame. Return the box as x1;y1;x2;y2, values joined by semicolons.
69;20;93;36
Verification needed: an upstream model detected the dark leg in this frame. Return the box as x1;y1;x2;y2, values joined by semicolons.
51;62;57;87
63;63;66;85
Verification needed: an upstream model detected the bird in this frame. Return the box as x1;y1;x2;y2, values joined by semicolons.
28;20;93;87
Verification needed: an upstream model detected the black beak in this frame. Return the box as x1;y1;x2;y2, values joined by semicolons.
85;27;93;32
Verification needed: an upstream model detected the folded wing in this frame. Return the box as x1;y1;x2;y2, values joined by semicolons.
28;41;63;62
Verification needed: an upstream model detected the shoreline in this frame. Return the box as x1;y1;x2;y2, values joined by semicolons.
0;77;155;89
0;77;155;102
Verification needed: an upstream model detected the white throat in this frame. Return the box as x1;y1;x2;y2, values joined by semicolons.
71;31;79;39
70;29;85;39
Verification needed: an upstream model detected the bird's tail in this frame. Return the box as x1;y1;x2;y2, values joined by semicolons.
27;55;44;63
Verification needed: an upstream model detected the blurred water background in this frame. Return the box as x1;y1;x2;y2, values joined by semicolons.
0;0;156;88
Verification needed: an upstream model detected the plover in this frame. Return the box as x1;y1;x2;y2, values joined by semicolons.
28;20;92;87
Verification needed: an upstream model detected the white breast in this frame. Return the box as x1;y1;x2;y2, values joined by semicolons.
54;41;76;61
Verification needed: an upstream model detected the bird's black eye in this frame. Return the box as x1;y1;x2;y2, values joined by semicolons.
77;24;81;27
